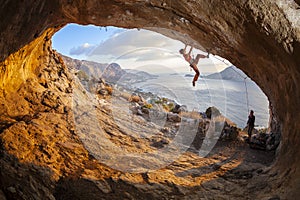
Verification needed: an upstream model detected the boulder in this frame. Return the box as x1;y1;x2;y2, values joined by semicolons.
205;107;221;119
266;132;281;151
249;131;280;151
167;113;181;123
220;121;239;140
171;104;187;114
137;109;144;116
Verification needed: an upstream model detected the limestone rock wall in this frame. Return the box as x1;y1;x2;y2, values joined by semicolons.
0;0;300;199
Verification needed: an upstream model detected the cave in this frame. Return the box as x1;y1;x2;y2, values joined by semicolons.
0;0;300;199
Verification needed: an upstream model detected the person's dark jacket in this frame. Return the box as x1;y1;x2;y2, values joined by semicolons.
247;115;255;127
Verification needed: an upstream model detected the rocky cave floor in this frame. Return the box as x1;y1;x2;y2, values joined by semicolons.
0;55;279;200
57;85;277;200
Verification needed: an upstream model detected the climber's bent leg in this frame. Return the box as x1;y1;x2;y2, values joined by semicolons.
194;54;207;64
190;64;200;86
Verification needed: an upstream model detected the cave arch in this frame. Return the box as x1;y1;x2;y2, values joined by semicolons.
1;0;300;198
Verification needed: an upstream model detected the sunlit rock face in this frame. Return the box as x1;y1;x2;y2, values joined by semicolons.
0;0;300;199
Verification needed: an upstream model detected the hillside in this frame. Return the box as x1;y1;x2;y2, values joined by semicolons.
61;54;157;84
206;66;248;81
124;69;158;83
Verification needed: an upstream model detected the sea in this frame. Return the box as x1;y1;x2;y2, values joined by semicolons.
132;74;269;129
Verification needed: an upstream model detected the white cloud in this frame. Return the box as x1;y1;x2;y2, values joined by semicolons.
86;29;228;74
70;43;96;56
89;29;182;62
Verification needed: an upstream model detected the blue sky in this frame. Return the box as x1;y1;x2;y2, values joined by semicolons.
52;24;230;74
52;24;123;59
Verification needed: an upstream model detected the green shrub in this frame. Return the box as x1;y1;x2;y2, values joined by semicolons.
155;100;163;104
143;103;153;109
162;102;174;112
162;97;168;103
167;102;175;111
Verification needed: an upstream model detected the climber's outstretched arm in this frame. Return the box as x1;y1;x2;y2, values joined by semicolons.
183;44;188;53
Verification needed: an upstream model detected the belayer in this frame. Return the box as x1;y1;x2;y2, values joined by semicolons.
247;110;255;140
179;44;208;86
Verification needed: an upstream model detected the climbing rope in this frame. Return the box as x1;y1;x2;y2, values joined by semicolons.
207;54;250;113
244;77;250;113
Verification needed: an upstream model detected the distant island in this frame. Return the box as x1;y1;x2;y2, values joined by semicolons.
205;66;249;81
184;74;194;77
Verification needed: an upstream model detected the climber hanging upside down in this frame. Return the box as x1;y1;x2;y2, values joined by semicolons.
179;44;208;86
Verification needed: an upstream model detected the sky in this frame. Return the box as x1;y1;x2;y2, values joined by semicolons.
52;24;230;75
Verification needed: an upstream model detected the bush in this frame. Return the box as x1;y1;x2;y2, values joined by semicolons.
167;102;175;111
162;102;175;112
154;100;163;104
162;104;169;111
162;97;168;103
143;103;153;109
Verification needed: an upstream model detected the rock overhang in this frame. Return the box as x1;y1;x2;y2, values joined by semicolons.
0;0;300;198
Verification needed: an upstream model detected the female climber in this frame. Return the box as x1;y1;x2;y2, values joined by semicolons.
179;44;207;86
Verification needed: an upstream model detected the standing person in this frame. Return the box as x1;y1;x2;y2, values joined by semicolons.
247;110;255;140
179;44;207;87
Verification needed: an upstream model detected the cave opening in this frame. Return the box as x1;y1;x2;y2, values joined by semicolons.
51;24;276;164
